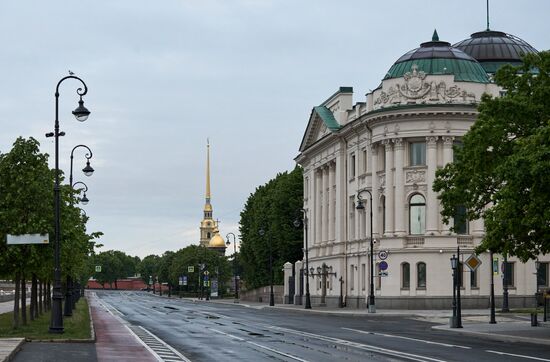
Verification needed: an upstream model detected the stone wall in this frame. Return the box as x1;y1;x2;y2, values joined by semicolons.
239;285;284;304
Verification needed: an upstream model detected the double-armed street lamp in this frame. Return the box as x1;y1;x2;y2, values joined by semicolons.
46;75;90;334
64;145;94;317
225;232;239;303
356;189;375;313
293;209;311;309
258;228;274;306
308;263;337;306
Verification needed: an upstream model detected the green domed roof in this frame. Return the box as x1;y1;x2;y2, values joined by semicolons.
385;31;490;83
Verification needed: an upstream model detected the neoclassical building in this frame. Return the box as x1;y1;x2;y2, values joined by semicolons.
285;29;546;309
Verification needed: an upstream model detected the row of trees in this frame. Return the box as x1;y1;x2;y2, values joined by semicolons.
434;51;550;261
90;246;232;296
0;137;101;328
239;166;303;289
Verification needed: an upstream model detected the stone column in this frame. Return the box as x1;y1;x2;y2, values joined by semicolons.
315;168;322;244
283;262;293;304
383;139;394;236
442;136;455;234
393;138;406;236
322;165;329;243
371;143;380;237
426;136;439;235
328;162;335;241
335;149;347;243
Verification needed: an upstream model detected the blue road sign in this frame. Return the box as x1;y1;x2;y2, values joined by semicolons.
379;261;388;271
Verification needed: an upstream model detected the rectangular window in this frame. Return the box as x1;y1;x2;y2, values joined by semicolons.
409;142;426;166
402;263;410;289
361;264;366;291
470;268;478;288
504;262;515;287
453;140;463;163
417;262;426;289
349;196;355;240
362;149;368;173
350;265;355;291
537;262;549;287
350;153;356;178
454;205;468;234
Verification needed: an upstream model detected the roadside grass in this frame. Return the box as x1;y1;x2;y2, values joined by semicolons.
0;298;91;340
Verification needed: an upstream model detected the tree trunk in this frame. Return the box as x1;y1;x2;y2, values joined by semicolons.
29;276;35;321
115;279;118;290
46;282;51;311
21;276;27;325
31;274;38;320
13;272;20;329
39;280;43;315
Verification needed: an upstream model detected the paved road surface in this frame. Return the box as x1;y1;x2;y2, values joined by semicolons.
93;290;550;362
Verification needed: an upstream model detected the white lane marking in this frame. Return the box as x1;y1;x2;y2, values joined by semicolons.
209;328;245;341
270;326;446;362
343;327;471;349
139;326;192;362
486;350;550;361
247;341;310;362
124;324;163;362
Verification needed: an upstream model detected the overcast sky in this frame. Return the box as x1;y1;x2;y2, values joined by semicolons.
0;0;548;258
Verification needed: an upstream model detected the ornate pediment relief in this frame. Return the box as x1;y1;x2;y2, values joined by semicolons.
374;64;476;110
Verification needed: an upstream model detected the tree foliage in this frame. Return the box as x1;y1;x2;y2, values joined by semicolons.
433;51;550;261
239;166;303;289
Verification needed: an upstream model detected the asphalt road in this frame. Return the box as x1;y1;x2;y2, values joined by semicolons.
95;290;550;362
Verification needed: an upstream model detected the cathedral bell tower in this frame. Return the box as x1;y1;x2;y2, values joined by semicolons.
199;140;217;246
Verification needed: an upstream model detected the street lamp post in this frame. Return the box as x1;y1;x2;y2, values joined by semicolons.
64;147;94;317
502;253;510;312
490;251;497;324
456;246;463;328
46;75;90;334
259;229;274;306
225;233;239;303
451;254;458;328
356;189;375;313
293;209;311;309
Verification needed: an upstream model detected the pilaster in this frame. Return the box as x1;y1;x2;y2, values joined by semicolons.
426;136;439;235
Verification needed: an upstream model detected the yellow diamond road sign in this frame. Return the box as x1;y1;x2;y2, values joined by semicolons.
465;254;482;272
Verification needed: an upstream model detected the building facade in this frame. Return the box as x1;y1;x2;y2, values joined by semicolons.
286;30;547;309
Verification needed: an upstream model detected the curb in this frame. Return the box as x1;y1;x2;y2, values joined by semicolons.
431;325;550;346
0;338;25;362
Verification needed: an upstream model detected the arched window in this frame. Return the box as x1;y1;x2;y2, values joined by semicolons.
409;194;426;235
417;262;426;289
207;232;211;239
401;262;410;289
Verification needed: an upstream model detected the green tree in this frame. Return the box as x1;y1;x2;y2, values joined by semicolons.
0;137;54;328
239;166;303;289
433;51;550;261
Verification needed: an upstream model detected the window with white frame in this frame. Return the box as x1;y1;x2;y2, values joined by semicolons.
417;262;426;289
409;194;426;235
409;142;426;166
402;262;410;289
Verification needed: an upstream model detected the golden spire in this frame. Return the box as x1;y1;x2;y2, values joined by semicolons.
204;139;212;217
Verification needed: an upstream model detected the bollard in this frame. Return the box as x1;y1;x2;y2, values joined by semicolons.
531;312;538;327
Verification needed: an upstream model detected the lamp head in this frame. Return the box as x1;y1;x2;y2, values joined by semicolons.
226;240;230;247
356;200;365;210
258;229;265;236
82;161;94;176
293;219;301;228
80;193;89;205
450;254;457;269
72;97;90;122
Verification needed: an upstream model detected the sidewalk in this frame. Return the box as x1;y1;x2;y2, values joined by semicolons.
168;294;550;346
0;292;159;362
